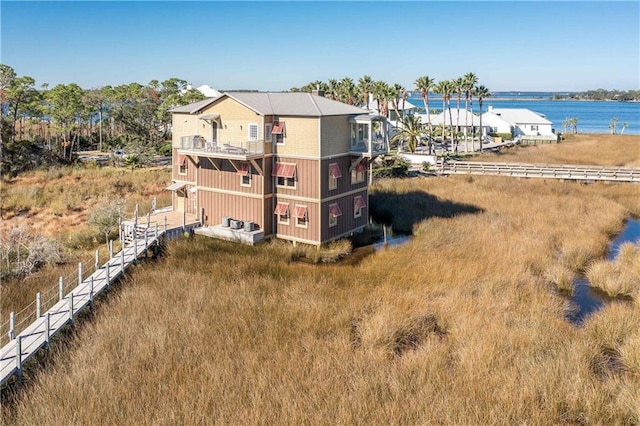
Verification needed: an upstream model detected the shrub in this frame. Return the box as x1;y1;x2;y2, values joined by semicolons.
0;227;65;279
372;154;409;178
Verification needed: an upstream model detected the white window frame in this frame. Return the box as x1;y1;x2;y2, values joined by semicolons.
276;175;296;189
240;163;251;187
354;199;363;218
248;123;259;141
295;205;308;229
278;203;290;225
328;163;340;191
178;161;187;176
351;166;365;184
265;124;272;142
274;133;285;145
329;204;339;228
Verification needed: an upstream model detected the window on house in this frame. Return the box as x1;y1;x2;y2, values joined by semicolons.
272;162;296;188
178;155;187;175
294;205;308;228
531;125;538;131
248;123;258;141
351;160;366;184
238;162;251;187
265;124;272;142
328;163;342;191
354;195;366;218
274;202;289;225
329;203;342;228
272;122;286;145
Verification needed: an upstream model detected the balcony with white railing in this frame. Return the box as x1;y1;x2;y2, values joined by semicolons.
178;135;265;159
349;115;389;157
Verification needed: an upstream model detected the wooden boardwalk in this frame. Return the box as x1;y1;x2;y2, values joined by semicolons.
440;161;640;182
0;229;160;387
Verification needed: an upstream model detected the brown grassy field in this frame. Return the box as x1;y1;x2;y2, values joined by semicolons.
2;174;639;424
477;134;640;167
0;165;172;332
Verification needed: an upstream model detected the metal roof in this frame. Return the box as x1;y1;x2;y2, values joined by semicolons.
169;98;218;114
485;108;552;125
172;92;368;117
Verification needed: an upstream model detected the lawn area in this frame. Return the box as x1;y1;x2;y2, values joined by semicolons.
476;134;640;167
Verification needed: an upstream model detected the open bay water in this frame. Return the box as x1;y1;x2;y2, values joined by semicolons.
408;93;640;135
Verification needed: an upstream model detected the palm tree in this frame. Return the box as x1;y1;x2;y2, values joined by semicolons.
371;80;389;117
414;75;435;153
463;72;478;150
338;77;356;105
621;122;628;135
474;85;490;151
453;77;464;153
358;75;373;109
569;117;578;134
391;114;422;153
390;83;404;123
327;79;339;100
434;80;453;153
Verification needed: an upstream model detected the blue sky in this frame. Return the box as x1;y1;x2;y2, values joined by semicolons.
2;1;639;92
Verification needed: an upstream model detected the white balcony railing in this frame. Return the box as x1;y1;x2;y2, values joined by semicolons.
350;136;388;155
179;135;264;156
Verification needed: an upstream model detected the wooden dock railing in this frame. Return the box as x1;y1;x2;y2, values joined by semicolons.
0;225;161;387
439;161;640;183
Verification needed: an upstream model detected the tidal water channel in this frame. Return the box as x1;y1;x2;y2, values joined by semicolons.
565;219;640;324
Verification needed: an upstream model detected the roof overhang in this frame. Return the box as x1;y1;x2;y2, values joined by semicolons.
350;114;386;124
165;182;186;191
199;113;220;121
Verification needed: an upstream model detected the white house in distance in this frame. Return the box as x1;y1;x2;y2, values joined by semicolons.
482;106;555;140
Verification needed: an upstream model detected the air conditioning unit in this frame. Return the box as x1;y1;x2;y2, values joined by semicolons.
230;220;243;230
222;217;230;227
244;221;255;232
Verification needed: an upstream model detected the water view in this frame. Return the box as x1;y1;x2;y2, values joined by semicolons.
408;93;640;135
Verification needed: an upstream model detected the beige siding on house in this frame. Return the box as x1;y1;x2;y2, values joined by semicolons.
172;114;199;147
200;97;264;144
320;115;352;157
273;116;319;157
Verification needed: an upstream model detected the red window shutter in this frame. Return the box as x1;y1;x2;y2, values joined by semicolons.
329;203;342;217
293;205;308;219
354;196;367;209
237;162;250;176
271;122;286;134
329;163;342;178
274;203;289;216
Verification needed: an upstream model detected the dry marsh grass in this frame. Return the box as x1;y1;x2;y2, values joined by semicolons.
587;242;640;300
478;134;640;167
3;175;640;424
0;166;171;328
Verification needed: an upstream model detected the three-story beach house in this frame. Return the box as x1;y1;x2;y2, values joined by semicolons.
167;91;388;246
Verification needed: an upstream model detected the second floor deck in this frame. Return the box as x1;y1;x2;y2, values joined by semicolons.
178;135;265;159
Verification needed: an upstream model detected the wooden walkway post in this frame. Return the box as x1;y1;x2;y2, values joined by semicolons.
145;226;149;259
68;293;74;324
95;250;99;271
9;312;15;340
121;248;125;275
36;292;41;318
78;262;83;287
109;240;114;259
45;312;50;347
106;258;110;286
89;276;94;309
59;277;64;301
182;211;186;232
15;336;22;374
